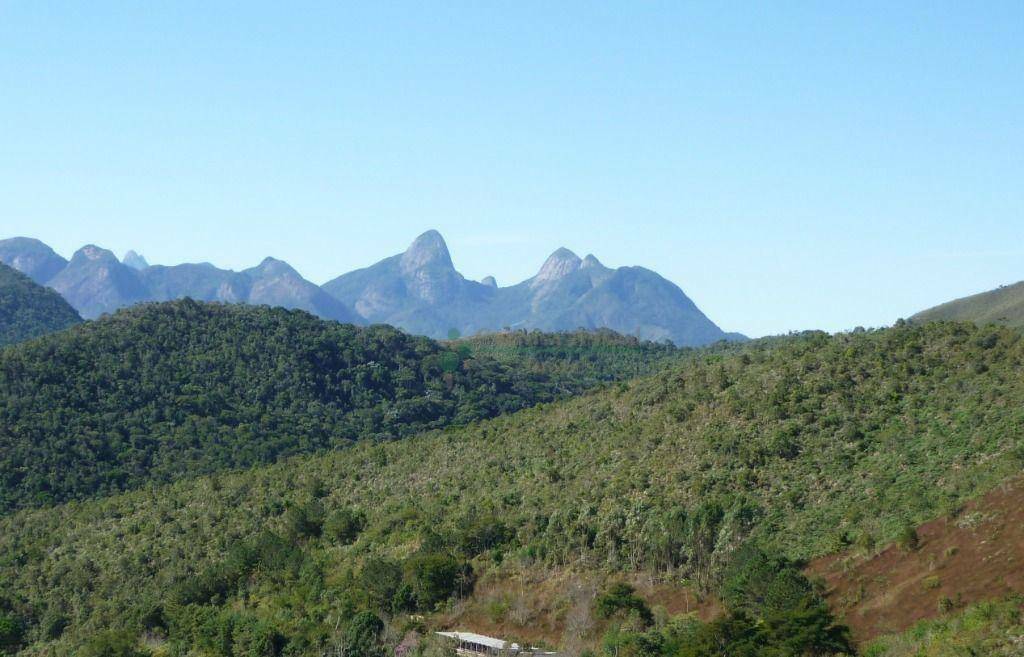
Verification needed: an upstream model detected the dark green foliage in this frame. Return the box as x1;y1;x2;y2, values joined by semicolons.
671;606;853;657
0;262;80;347
80;629;148;657
344;611;385;657
719;544;815;618
284;500;325;540
0;301;672;512
324;507;367;545
403;554;471;610
595;584;654;627
603;550;853;657
459;329;684;394
0;611;23;654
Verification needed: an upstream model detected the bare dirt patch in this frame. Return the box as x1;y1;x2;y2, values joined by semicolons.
808;476;1024;644
435;568;719;652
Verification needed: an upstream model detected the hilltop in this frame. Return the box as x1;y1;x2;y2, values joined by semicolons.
0;262;81;347
0;301;682;513
911;280;1024;329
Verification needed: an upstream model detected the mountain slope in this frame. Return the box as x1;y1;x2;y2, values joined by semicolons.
323;230;496;336
0;263;81;347
1;321;1021;654
324;230;736;346
47;245;150;318
0;237;68;284
0;300;680;512
911;281;1024;328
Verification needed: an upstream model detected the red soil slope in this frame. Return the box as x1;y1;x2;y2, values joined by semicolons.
809;476;1024;643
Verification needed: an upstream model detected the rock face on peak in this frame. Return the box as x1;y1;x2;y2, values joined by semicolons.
49;246;150;318
400;229;454;273
323;231;738;346
122;250;149;270
531;248;582;287
0;237;68;284
323;230;492;335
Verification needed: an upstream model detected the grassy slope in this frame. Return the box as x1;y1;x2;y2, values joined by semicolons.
864;597;1024;657
911;281;1024;328
3;321;1024;654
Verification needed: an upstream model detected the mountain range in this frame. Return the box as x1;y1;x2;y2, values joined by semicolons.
0;231;741;346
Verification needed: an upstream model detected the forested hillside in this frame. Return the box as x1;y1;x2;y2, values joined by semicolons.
0;301;680;512
2;320;1022;655
456;329;686;389
0;263;81;347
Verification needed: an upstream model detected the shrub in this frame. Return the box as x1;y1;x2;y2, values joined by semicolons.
896;525;920;552
594;583;654;627
324;507;367;545
403;554;471;610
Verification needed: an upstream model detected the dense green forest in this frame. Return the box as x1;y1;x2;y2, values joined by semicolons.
2;320;1022;656
0;263;81;347
456;329;684;387
0;301;682;512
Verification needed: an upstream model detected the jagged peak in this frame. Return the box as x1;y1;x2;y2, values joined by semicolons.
400;230;454;273
532;247;581;286
122;250;149;270
250;256;298;276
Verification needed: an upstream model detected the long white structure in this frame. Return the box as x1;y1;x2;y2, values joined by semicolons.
435;631;558;657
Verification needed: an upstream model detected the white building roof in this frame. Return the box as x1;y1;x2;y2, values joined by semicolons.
436;632;520;651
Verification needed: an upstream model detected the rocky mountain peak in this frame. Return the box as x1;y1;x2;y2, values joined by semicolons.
532;247;581;286
400;230;454;273
481;275;497;288
122;250;149;270
72;245;119;264
581;254;606;270
251;256;296;275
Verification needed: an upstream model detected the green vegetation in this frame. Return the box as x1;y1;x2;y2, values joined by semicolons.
0;300;678;512
911;280;1024;329
1;320;1022;655
0;262;81;347
864;597;1024;657
457;329;685;391
597;549;853;656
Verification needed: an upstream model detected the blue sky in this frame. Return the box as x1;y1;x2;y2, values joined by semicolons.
1;3;1021;337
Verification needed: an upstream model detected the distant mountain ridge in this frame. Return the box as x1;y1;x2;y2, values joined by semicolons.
0;231;742;345
0;240;360;323
911;280;1024;329
325;230;739;346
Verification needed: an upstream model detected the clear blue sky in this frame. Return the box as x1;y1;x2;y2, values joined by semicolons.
2;3;1021;337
